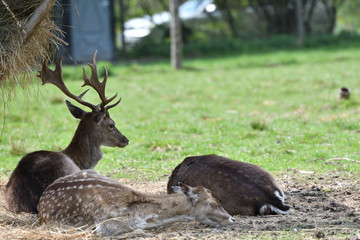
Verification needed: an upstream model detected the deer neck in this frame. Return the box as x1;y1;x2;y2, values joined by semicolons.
62;128;103;169
131;193;195;229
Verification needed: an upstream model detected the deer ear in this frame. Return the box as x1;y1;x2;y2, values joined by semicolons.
66;100;86;119
177;182;200;204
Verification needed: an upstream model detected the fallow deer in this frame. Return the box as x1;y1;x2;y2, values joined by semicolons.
167;154;290;216
38;170;235;236
5;51;129;214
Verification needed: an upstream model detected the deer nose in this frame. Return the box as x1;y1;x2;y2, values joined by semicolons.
122;136;129;145
117;135;129;148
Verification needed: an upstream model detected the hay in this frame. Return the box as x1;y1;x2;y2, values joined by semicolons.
0;180;97;239
0;0;62;100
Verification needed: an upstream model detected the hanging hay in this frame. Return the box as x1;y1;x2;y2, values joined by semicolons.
0;0;62;100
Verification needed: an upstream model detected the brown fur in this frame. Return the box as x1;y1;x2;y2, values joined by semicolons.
38;170;234;236
5;103;128;214
167;154;290;216
6;53;128;214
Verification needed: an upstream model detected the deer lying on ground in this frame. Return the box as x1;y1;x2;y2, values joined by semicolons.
167;154;290;216
38;170;235;236
5;51;129;214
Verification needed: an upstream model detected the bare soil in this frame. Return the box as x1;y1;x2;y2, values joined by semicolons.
0;169;359;239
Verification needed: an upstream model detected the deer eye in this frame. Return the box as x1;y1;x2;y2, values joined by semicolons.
109;124;115;129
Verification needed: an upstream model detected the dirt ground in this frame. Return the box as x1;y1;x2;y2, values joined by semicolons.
0;169;359;239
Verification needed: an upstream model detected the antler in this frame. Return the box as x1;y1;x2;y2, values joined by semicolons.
37;58;97;111
82;51;121;112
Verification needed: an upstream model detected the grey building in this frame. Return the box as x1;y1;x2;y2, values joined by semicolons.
55;0;116;63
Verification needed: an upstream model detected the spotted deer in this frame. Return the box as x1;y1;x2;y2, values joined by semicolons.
38;170;235;236
5;51;129;214
167;154;290;216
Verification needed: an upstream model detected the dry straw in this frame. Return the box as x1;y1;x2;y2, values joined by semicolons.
0;0;62;100
0;179;96;239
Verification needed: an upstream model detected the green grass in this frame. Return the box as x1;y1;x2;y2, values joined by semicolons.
1;42;360;180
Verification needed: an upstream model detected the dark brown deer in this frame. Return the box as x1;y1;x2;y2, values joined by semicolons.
167;154;290;216
5;51;129;214
38;170;234;236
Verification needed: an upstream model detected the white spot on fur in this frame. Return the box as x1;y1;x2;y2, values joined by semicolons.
274;190;285;204
259;204;290;215
259;204;268;215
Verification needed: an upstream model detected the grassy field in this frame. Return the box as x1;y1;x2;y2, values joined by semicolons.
0;39;359;239
1;43;360;181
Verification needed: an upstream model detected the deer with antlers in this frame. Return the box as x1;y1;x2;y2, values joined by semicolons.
5;51;129;214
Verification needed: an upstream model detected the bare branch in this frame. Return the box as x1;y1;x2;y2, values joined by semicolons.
23;0;57;44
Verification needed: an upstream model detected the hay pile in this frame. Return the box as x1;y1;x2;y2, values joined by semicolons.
0;0;61;98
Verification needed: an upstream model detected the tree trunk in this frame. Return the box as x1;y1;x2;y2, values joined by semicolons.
219;0;238;38
257;0;275;34
139;0;154;18
304;0;317;33
119;0;126;57
321;0;336;34
169;0;182;70
157;0;168;11
295;0;305;46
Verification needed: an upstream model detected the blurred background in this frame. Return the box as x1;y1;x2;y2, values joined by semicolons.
54;0;360;63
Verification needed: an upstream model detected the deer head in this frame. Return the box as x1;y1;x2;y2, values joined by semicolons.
37;51;129;168
173;182;235;227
